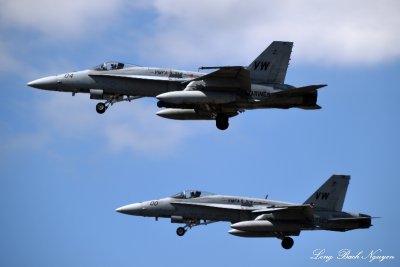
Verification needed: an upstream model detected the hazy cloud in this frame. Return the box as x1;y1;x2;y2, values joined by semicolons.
2;0;398;67
0;0;126;39
102;100;190;155
35;94;191;155
0;129;49;158
0;41;22;73
137;0;400;65
2;0;398;156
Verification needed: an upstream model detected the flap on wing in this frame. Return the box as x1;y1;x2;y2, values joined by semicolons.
170;201;255;211
192;66;251;93
274;84;327;96
253;205;314;220
252;207;288;213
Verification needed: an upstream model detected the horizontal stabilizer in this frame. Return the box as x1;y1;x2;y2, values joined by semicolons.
326;216;372;230
274;84;327;96
327;217;371;221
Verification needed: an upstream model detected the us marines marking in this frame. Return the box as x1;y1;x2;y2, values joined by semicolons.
250;91;271;97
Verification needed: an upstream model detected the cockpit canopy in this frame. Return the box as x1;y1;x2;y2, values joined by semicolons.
171;190;214;199
91;61;137;71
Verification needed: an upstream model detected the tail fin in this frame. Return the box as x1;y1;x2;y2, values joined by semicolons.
304;175;350;211
248;41;293;84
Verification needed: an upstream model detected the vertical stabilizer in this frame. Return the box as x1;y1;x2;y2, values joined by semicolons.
248;41;293;84
304;175;350;211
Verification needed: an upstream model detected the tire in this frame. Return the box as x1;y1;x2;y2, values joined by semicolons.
96;103;106;114
176;227;186;236
281;237;294;249
216;114;229;130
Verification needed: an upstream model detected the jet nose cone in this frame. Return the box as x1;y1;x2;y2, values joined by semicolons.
116;203;143;215
27;76;58;90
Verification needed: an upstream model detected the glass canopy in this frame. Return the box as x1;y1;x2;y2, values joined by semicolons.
91;61;137;71
171;190;214;199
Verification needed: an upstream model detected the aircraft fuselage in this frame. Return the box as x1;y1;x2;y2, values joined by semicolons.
27;41;326;130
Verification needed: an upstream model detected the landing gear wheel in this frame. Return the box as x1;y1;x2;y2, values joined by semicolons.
281;237;294;249
176;227;186;236
216;114;229;130
96;103;107;114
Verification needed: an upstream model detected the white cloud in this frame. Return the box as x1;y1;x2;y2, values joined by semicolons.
103;101;190;155
2;0;398;68
136;0;400;65
0;130;49;156
0;0;126;39
35;94;192;155
0;40;22;73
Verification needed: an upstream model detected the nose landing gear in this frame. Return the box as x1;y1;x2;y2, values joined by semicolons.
175;219;212;237
95;95;142;114
96;102;107;114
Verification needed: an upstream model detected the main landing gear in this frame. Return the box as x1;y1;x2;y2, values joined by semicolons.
281;237;294;249
176;227;186;236
216;114;229;130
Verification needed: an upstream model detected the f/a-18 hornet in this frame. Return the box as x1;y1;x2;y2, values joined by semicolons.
116;175;373;249
27;41;326;130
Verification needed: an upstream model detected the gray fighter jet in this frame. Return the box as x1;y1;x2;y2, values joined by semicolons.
27;41;326;130
116;175;373;249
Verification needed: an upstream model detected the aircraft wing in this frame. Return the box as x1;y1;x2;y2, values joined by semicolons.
253;205;314;221
88;73;193;82
273;84;327;96
170;201;257;211
192;66;251;93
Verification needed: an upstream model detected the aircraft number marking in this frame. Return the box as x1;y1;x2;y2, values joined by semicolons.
150;201;158;206
64;73;74;79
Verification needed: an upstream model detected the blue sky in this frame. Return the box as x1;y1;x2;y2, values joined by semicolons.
1;0;399;266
